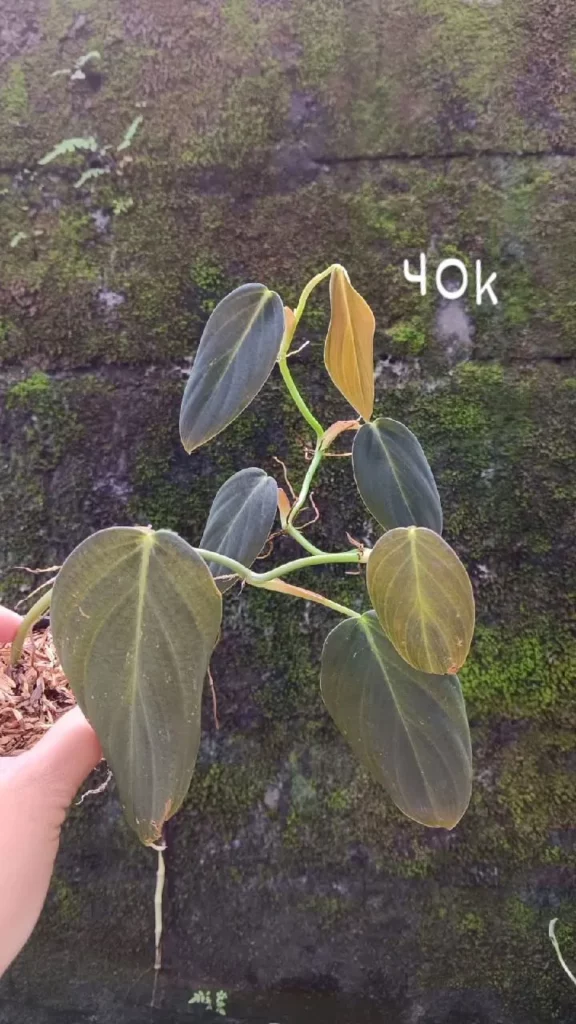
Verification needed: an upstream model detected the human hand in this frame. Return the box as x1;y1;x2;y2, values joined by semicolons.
0;606;101;976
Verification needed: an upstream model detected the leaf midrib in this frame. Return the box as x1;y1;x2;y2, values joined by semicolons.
206;473;269;558
195;289;274;397
361;615;440;821
128;533;154;789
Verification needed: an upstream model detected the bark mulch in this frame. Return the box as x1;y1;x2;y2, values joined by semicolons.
0;628;75;755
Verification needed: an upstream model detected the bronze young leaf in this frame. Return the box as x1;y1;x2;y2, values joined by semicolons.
51;527;222;846
321;611;472;829
367;526;475;675
353;418;443;533
200;467;278;592
324;266;375;421
179;283;285;453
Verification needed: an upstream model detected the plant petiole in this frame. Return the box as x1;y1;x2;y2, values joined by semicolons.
278;356;324;438
285;522;325;557
195;546;369;592
277;263;343;439
288;438;324;526
263;577;360;619
10;587;53;666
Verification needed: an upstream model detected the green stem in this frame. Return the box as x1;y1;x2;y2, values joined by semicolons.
278;357;324;438
195;547;366;585
10;588;53;666
289;439;324;525
277;263;342;439
293;263;340;326
285;523;325;557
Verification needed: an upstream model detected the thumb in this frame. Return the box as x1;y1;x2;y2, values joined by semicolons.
22;706;102;809
0;606;23;643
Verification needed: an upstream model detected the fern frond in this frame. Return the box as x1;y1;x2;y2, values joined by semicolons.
76;51;101;69
74;167;109;189
117;115;143;153
39;137;99;166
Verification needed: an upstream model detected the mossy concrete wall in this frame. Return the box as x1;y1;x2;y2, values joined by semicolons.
1;2;575;1022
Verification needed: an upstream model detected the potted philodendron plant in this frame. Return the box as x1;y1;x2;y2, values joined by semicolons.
10;263;475;977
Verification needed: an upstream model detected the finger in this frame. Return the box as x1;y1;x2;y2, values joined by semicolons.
23;706;102;808
0;606;22;643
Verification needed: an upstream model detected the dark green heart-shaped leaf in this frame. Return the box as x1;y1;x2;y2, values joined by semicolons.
51;527;222;846
353;418;442;533
367;526;475;675
200;467;278;592
321;611;472;829
179;283;285;453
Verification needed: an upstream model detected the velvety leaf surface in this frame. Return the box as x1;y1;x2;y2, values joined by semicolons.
324;267;375;421
179;283;285;453
200;467;278;592
367;526;475;675
51;527;222;845
353;417;443;533
321;611;472;829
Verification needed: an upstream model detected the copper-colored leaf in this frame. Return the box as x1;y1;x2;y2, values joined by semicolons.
320;418;360;452
277;487;292;526
284;306;296;334
324;267;375;421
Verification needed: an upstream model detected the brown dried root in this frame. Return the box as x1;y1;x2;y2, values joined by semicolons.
272;456;297;500
292;491;320;531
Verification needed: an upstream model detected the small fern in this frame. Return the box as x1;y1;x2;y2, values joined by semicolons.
50;52;101;81
39;137;99;165
112;196;134;215
117;115;143;153
9;231;28;248
74;167;109;189
76;51;101;69
189;989;228;1016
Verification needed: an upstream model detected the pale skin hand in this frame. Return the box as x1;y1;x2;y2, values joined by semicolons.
0;606;101;976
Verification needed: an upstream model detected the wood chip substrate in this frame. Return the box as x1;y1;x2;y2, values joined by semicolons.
0;629;75;755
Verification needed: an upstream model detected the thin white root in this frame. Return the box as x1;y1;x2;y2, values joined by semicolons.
150;836;167;1006
549;918;576;987
76;769;113;806
286;340;310;358
272;455;297;500
208;667;220;731
10;564;62;574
